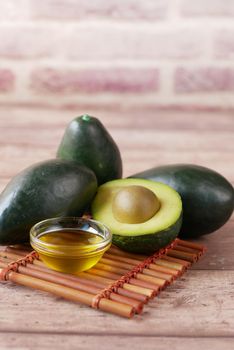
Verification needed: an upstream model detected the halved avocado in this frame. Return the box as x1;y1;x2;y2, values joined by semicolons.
91;178;182;254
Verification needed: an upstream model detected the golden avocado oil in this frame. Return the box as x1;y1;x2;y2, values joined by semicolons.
30;217;112;274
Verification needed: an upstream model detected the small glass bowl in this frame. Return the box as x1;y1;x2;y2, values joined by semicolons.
30;217;112;274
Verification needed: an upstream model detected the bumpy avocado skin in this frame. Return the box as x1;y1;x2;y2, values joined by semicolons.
112;215;182;254
131;164;234;238
57;115;122;185
0;159;97;245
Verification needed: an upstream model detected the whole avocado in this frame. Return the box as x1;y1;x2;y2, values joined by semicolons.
0;159;97;245
57;115;123;185
130;164;234;238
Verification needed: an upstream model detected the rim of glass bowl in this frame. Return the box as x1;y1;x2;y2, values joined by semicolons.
30;217;112;256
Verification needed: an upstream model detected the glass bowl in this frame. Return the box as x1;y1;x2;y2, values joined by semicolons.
30;217;112;274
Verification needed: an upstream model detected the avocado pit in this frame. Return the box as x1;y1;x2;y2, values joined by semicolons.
112;185;160;224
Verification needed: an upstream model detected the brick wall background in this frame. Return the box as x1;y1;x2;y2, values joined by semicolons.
1;0;234;111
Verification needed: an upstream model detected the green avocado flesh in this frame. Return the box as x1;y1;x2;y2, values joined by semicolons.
91;178;182;254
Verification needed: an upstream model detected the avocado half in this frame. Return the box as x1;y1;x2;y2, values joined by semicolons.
91;178;182;254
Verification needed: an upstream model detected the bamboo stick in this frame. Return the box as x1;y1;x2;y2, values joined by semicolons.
136;273;167;288
87;267;160;296
109;246;147;260
127;278;161;294
83;272;155;298
3;242;190;281
79;272;117;285
176;239;206;252
0;251;166;294
1;249;165;295
3;244;189;283
5;238;205;256
142;268;173;282
122;282;155;298
0;268;135;318
105;253;178;278
102;255;177;279
105;254;178;286
88;268;125;281
96;262;129;275
96;261;173;283
105;253;142;266
0;260;143;314
80;272;149;301
101;257;135;269
155;259;185;272
0;238;206;318
0;253;177;287
83;272;158;299
89;267;167;288
115;286;149;303
174;245;203;256
103;253;169;286
110;240;206;259
1;239;205;311
148;263;180;276
82;272;156;298
108;240;194;273
1;250;160;294
81;273;150;302
162;255;191;268
1;253;151;303
166;249;198;263
1;254;150;306
0;250;45;268
96;267;166;289
0;260;101;298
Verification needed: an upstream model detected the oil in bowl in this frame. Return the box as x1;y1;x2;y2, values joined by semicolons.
30;217;112;274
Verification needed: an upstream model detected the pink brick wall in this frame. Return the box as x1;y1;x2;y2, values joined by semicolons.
1;0;234;110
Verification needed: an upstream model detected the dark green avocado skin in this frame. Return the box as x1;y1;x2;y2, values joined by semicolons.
112;215;182;254
130;164;234;238
57;115;122;185
0;159;97;245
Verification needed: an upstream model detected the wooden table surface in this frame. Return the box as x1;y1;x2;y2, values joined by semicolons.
0;107;233;350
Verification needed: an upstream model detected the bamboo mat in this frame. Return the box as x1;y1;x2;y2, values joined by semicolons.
0;238;206;318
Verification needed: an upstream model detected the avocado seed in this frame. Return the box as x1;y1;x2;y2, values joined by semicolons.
112;185;160;224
